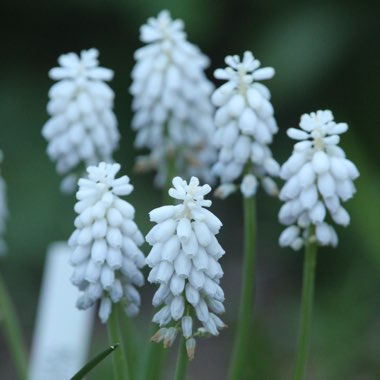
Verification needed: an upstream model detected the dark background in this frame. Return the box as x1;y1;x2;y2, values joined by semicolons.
0;0;379;379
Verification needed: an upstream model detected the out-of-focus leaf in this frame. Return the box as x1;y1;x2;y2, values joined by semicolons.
313;256;380;379
70;344;119;380
343;135;380;268
242;318;280;380
54;0;220;43
256;4;355;103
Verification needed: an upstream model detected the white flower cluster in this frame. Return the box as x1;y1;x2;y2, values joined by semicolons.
42;48;119;193
131;10;216;187
68;162;145;323
212;51;280;198
0;152;7;256
279;110;359;249
146;177;225;359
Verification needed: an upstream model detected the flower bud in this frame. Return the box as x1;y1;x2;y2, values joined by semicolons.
186;338;196;361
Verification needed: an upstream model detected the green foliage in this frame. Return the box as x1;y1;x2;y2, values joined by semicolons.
70;344;119;380
0;0;379;378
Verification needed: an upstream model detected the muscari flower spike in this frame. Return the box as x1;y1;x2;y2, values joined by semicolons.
212;51;280;199
131;10;216;187
68;162;145;323
279;110;359;250
42;48;119;193
0;151;7;256
146;176;226;360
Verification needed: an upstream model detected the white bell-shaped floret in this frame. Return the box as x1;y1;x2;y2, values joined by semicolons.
131;10;216;187
68;162;145;323
146;176;226;359
212;51;280;198
278;110;359;249
42;49;119;193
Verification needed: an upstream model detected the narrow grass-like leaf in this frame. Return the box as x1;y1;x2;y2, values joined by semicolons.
70;344;119;380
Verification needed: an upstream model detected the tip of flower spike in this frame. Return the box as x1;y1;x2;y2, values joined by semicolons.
80;48;99;62
168;176;212;207
216;51;274;85
299;110;334;132
49;48;113;81
80;162;133;197
285;110;351;156
140;9;186;43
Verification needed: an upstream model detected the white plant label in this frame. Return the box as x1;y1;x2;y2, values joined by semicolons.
28;242;94;380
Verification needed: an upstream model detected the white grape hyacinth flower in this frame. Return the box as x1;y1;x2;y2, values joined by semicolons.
131;10;216;187
146;177;226;359
42;48;119;193
279;110;359;250
68;162;145;323
0;151;7;256
212;51;280;199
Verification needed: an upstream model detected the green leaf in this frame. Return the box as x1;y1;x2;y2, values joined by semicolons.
256;4;355;104
343;134;380;267
70;344;119;380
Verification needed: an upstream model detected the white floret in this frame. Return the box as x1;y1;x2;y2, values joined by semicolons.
131;10;216;187
212;51;279;199
146;176;226;358
278;110;359;249
42;49;119;193
68;162;145;322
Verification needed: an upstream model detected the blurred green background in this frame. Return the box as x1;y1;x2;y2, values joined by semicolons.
0;0;379;379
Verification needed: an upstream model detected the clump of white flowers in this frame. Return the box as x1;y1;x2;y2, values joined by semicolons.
131;10;216;187
279;110;359;249
0;151;7;256
212;51;280;199
42;48;119;193
68;162;145;323
146;177;226;360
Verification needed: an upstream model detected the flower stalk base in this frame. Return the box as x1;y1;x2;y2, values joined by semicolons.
174;336;188;380
0;272;28;380
228;195;256;380
292;234;318;380
107;307;129;380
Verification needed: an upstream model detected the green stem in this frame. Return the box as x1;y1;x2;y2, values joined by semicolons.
141;151;175;380
292;234;318;380
0;272;28;380
107;307;129;380
140;330;166;380
117;305;135;380
173;336;188;380
228;195;256;380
